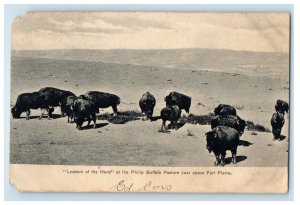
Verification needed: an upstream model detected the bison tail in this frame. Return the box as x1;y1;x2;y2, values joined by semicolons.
117;96;121;105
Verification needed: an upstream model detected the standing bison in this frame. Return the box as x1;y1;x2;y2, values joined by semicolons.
11;92;53;120
83;91;120;116
139;92;156;120
211;115;246;135
205;126;240;166
160;105;181;132
275;99;289;115
271;111;285;141
164;91;191;115
214;104;237;116
72;98;97;130
38;87;76;116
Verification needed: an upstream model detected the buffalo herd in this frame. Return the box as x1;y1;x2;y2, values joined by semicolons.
11;87;289;166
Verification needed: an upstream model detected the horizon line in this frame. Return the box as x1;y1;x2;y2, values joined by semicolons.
11;48;289;54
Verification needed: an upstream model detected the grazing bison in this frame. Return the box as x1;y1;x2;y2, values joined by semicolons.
214;104;237;116
164;91;191;114
271;111;285;141
38;87;76;116
11;92;53;120
72;98;97;130
83;91;120;116
275;99;289;115
65;96;78;123
205;126;240;166
160;105;181;132
211;115;246;135
139;92;156;120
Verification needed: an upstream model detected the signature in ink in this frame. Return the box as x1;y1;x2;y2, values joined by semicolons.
110;180;172;192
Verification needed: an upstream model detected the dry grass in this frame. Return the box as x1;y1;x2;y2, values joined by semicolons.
98;111;143;124
246;121;271;133
185;114;212;125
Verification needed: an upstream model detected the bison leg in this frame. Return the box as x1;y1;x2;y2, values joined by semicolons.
26;110;31;120
47;110;52;120
161;120;167;132
142;113;148;121
173;121;178;130
220;151;226;166
231;149;237;164
145;112;150;120
272;130;276;141
112;106;118;116
214;156;220;166
91;113;97;129
87;116;91;127
39;109;45;120
149;109;153;120
272;129;281;141
213;151;220;166
47;107;54;120
76;121;83;130
70;114;74;123
185;107;190;116
70;112;74;123
76;124;82;130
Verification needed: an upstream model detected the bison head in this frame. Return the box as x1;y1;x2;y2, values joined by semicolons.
237;119;246;134
164;95;176;106
74;117;84;130
11;106;21;119
205;130;218;153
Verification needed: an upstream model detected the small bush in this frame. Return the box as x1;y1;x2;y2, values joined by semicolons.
246;121;271;133
187;129;194;136
185;114;212;125
98;111;143;124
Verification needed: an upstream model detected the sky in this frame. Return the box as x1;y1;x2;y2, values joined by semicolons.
12;12;290;53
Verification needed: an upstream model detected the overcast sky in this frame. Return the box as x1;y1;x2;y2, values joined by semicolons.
12;12;290;52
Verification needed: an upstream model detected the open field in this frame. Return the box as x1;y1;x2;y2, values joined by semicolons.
10;49;289;167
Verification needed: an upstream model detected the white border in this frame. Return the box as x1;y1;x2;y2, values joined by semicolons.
1;1;298;203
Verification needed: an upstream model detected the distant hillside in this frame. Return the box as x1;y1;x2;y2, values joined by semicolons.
12;48;289;78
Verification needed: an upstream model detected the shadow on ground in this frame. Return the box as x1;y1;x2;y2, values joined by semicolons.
81;123;109;130
18;114;62;120
239;140;253;147
224;155;248;166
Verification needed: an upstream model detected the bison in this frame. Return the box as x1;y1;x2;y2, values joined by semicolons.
205;126;240;166
164;91;191;115
160;105;181;132
275;99;289;115
271;111;285;141
214;104;237;116
65;96;78;123
71;98;97;130
83;91;120;116
211;115;246;135
38;87;76;116
139;92;156;120
11;92;53;120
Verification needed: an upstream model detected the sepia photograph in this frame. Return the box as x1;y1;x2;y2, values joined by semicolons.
9;12;290;192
